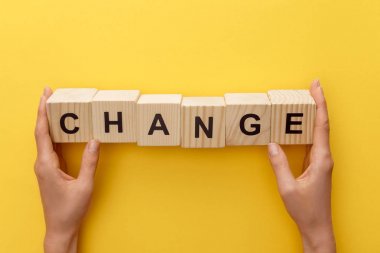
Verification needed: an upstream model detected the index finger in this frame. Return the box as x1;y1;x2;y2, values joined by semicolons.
310;80;331;152
34;87;54;156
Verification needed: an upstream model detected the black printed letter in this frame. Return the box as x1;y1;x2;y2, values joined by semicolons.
285;113;303;134
60;113;79;134
104;111;123;133
148;114;169;135
195;116;213;138
240;113;261;135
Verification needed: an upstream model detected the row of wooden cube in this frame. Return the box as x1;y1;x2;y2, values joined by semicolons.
46;88;316;147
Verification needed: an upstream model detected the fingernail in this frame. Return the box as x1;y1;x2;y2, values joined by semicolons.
312;79;320;88
43;87;50;96
88;139;100;153
268;143;279;157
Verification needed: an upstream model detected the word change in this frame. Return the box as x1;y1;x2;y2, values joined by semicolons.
46;88;316;147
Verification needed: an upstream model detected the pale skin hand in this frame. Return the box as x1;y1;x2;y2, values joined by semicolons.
268;80;336;253
34;87;100;253
34;83;334;253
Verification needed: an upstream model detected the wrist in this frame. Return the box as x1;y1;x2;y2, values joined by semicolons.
300;225;336;253
44;230;78;253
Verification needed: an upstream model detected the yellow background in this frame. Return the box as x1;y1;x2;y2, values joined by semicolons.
1;0;379;252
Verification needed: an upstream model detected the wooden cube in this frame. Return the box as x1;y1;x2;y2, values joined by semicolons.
137;94;182;146
46;88;98;143
224;93;271;146
92;90;140;143
268;90;316;144
181;97;225;148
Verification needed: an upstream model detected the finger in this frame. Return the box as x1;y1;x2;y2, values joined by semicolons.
78;140;100;182
310;80;331;152
268;143;295;192
43;86;53;98
35;89;54;156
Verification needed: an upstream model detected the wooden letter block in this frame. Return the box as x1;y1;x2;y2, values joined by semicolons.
224;93;271;146
46;88;98;143
137;94;182;146
268;90;316;144
181;97;225;148
92;90;140;143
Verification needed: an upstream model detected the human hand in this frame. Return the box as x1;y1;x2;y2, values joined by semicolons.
34;87;100;253
268;80;336;253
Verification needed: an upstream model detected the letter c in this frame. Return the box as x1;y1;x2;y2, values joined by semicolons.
60;113;79;134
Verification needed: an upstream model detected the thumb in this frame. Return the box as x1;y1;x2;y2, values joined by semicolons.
79;139;100;182
268;143;295;193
